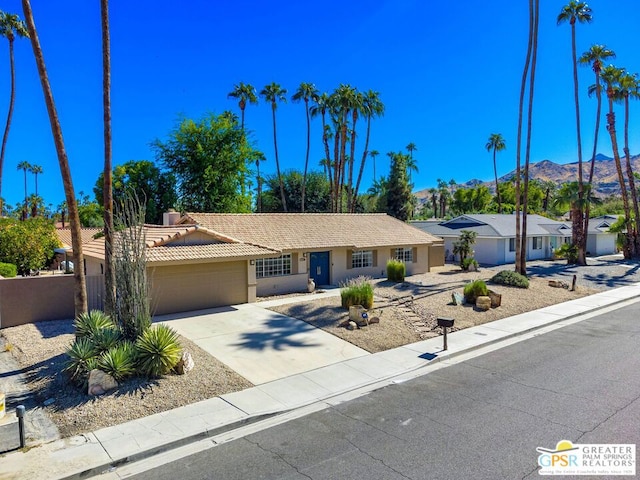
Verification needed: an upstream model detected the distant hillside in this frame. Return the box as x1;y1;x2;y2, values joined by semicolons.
415;153;640;201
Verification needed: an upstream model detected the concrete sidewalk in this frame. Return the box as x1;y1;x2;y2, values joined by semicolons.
1;284;640;480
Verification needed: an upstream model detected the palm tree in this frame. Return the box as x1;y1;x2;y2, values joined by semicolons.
22;0;87;315
0;11;28;215
601;64;633;257
252;151;266;213
291;82;319;212
406;142;417;182
429;188;438;218
353;90;384;211
369;149;379;181
310;94;334;205
486;133;506;213
17;160;30;220
228;82;258;131
557;1;592;266
101;0;115;316
617;71;640;249
580;44;615;251
260;82;288;212
29;163;42;197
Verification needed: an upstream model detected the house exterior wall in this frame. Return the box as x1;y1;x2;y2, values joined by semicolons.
587;233;616;256
428;242;445;269
86;257;103;276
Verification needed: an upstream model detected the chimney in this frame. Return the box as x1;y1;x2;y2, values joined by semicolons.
163;209;181;226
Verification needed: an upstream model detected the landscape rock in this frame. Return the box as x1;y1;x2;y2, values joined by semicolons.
347;321;357;330
174;351;195;375
88;369;118;396
349;305;367;322
488;290;502;308
476;296;491;311
369;316;380;324
548;280;569;289
452;292;465;306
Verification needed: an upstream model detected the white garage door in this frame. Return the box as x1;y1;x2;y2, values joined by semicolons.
150;261;247;315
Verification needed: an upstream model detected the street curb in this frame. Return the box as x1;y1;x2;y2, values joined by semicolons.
54;291;640;480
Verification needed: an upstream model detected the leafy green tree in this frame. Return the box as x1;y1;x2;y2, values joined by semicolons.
451;186;492;214
94;160;177;224
77;192;104;227
0;217;59;275
485;133;506;213
0;11;28;216
385;152;412;221
153;113;258;213
557;0;592;266
452;230;477;269
261;170;330;213
260;83;288;212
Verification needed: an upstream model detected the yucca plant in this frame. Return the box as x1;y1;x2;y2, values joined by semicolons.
340;276;374;309
98;341;137;382
64;338;98;383
91;327;122;355
135;325;182;377
74;310;114;339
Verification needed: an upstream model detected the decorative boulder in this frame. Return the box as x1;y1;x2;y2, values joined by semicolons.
347;321;357;330
548;280;569;289
88;369;118;396
476;296;492;311
488;290;502;308
369;317;380;324
174;351;195;375
349;305;367;322
452;292;465;306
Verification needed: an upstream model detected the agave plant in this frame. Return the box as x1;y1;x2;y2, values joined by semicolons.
91;327;122;355
98;341;137;382
135;325;182;377
63;338;98;382
73;310;114;339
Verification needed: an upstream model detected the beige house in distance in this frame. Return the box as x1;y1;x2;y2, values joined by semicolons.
81;213;444;315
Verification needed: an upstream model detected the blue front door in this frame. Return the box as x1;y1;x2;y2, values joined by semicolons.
309;251;330;286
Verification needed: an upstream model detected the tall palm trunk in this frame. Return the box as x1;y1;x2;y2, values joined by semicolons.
570;18;586;265
492;148;502;213
353;114;371;213
0;35;16;215
22;0;87;315
515;0;535;275
583;69;603;254
605;92;633;258
332;123;341;212
101;0;115;316
301;98;310;212
271;105;287;212
22;166;27;220
347;111;358;212
256;159;262;213
339;114;348;212
623;94;640;251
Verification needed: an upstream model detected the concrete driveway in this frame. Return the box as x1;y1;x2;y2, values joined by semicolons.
155;303;368;385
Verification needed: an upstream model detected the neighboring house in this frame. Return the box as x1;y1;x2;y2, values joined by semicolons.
412;214;572;266
80;213;444;315
586;215;619;256
54;227;103;271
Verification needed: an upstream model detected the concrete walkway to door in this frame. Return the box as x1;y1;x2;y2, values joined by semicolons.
155;295;368;385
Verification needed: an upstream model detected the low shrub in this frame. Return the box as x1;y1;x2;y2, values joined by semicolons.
0;262;17;278
91;327;123;355
386;259;405;282
340;276;374;309
461;257;479;271
74;310;115;339
490;270;529;288
98;341;137;381
135;325;182;377
64;338;97;384
463;280;488;303
554;243;579;264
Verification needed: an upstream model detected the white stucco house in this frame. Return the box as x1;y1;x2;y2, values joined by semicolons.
586;215;619;256
412;214;572;266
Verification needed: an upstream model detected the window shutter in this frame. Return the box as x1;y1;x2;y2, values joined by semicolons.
390;248;395;260
291;253;298;274
347;250;352;269
373;250;378;267
412;247;418;263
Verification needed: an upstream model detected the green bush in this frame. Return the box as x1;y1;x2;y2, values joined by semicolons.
386;259;405;282
74;310;115;339
91;327;123;355
64;338;98;384
340;276;374;309
0;262;17;278
135;325;182;377
98;341;137;381
490;270;530;288
461;257;478;271
463;280;488;303
554;243;579;264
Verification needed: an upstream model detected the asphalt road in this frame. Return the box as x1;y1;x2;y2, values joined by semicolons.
129;300;640;480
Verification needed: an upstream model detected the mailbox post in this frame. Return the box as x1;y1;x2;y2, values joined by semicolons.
16;405;25;448
437;317;455;351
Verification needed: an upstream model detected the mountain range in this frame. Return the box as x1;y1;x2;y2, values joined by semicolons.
415;153;640;201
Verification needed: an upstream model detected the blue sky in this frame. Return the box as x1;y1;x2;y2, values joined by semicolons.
1;0;639;210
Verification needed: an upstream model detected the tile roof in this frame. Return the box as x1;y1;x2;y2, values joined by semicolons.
413;214;572;238
146;243;277;263
182;213;441;250
56;228;103;249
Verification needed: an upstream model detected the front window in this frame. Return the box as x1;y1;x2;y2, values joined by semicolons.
533;237;543;250
394;247;413;263
509;238;516;252
352;250;373;269
256;254;292;278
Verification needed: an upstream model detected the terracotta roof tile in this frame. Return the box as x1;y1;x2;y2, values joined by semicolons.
56;228;102;249
182;213;440;251
147;243;277;263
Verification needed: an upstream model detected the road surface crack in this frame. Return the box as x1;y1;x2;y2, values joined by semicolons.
575;392;640;442
343;437;414;479
245;438;313;480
